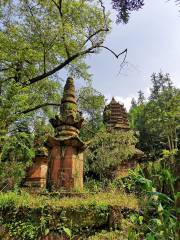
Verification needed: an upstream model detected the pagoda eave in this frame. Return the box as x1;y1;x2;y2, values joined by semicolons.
46;135;86;151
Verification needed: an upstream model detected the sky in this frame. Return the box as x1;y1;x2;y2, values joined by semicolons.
86;0;180;110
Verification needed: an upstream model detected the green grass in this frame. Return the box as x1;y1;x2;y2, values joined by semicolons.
0;191;138;240
0;191;139;210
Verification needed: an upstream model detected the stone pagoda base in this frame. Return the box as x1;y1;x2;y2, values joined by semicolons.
46;136;84;191
24;154;48;188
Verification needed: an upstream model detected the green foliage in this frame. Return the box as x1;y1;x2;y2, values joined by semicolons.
33;118;53;153
78;86;105;141
129;73;180;158
0;0;109;83
0;191;138;239
0;162;28;191
1;132;34;163
122;163;178;240
84;179;105;193
0;131;35;190
85;129;137;179
87;230;127;240
6;221;39;240
143;149;178;196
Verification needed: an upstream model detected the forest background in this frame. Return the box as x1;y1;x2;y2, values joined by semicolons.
0;1;180;239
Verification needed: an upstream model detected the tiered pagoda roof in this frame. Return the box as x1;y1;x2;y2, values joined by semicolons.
49;77;85;149
103;97;129;131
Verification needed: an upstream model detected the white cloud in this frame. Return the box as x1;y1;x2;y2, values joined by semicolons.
105;87;151;112
105;94;137;111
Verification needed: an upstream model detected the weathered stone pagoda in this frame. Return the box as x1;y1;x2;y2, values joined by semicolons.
103;97;129;131
103;97;144;178
24;135;48;188
46;77;86;191
25;150;48;188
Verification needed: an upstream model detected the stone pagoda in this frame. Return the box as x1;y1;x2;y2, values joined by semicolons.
24;135;48;189
104;97;144;177
103;97;129;131
46;77;86;191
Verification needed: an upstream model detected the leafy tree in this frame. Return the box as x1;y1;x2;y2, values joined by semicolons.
137;90;145;105
112;0;144;23
145;87;180;151
0;127;35;190
78;86;105;141
85;129;137;180
0;0;110;85
0;0;145;136
129;73;180;158
130;97;137;109
149;72;173;101
0;0;110;136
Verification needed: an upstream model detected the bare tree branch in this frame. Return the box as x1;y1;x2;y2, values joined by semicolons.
51;0;70;58
99;46;127;59
100;46;128;73
81;28;109;48
98;0;108;29
28;43;101;85
51;0;59;9
27;43;127;85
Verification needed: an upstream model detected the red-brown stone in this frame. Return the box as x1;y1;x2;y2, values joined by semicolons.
46;77;86;191
46;136;84;190
25;155;48;188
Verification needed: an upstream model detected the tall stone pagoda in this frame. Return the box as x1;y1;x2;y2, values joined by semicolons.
103;97;129;131
46;77;86;191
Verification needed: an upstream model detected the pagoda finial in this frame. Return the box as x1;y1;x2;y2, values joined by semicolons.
49;77;84;138
111;97;116;103
61;77;76;105
60;77;77;121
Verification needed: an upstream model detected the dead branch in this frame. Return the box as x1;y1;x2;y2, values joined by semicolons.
99;46;127;59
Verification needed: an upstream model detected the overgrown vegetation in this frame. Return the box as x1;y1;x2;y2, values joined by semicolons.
85;130;137;180
129;73;180;158
0;191;138;239
0;1;180;239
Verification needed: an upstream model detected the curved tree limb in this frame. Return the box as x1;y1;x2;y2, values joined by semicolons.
99;46;127;59
28;43;102;85
16;103;61;115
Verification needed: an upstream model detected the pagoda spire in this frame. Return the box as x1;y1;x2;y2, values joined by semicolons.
49;77;84;138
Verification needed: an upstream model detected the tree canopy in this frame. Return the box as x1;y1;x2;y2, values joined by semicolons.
129;73;180;158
